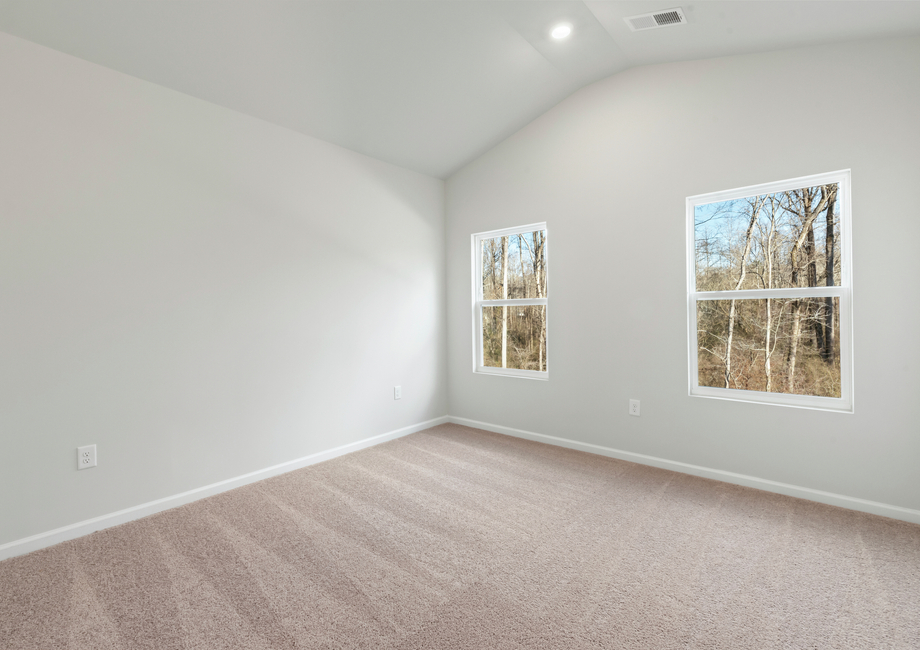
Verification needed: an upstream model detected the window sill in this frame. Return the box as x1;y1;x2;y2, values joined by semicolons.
475;367;548;381
691;386;852;413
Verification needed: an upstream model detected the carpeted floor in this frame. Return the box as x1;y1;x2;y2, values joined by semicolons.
2;423;919;649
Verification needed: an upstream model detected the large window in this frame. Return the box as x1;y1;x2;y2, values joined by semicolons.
687;170;852;411
473;224;548;379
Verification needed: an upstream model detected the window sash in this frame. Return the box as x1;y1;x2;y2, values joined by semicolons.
687;292;853;412
474;304;549;379
687;169;852;297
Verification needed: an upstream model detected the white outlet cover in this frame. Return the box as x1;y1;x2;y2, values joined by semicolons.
394;385;401;400
629;399;640;417
77;444;97;470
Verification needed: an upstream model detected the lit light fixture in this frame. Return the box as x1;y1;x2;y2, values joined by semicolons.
551;23;572;39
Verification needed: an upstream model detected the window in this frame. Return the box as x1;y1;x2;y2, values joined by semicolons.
473;224;548;379
687;170;852;411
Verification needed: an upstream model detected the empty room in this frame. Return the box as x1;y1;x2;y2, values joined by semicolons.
1;1;919;648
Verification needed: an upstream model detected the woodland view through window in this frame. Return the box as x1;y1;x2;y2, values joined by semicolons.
473;224;547;378
688;171;852;411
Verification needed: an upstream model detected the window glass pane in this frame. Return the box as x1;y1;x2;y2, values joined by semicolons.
482;305;547;372
697;298;840;397
694;184;841;291
481;230;547;300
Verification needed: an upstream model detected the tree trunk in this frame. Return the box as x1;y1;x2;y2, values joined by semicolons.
501;236;508;368
822;188;837;362
784;188;830;393
487;240;497;363
539;306;545;371
765;298;772;391
534;231;545;371
786;304;802;393
518;235;524;299
725;300;737;388
764;202;777;392
805;222;826;354
724;199;760;388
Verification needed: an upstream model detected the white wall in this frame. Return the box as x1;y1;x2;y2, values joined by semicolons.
446;37;920;515
0;33;446;547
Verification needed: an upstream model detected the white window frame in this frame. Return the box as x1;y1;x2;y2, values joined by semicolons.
472;223;548;380
686;170;853;412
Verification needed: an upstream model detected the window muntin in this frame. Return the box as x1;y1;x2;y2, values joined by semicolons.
687;171;852;411
473;225;547;379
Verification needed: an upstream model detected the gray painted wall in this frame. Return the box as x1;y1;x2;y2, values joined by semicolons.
446;37;920;513
0;33;447;546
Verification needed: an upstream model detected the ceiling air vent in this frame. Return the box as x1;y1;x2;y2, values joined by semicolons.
624;7;687;31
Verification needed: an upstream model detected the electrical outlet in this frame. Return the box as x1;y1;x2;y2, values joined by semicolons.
629;399;640;417
394;385;401;400
77;444;97;470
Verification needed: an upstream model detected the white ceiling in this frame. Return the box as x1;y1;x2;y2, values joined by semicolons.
2;1;919;178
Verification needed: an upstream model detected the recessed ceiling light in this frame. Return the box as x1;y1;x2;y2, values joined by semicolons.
551;23;572;39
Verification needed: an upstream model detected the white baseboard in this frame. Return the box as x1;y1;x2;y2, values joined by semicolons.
448;416;920;526
6;413;915;562
0;416;449;562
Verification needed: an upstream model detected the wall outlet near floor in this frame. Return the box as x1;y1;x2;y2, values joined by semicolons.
394;385;402;400
77;444;97;470
629;399;640;417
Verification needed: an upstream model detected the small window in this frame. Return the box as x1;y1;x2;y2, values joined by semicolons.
687;170;853;411
472;224;548;379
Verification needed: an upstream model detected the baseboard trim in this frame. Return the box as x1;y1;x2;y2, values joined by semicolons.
0;416;449;562
448;416;920;526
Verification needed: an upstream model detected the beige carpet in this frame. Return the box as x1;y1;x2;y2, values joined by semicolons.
2;423;919;649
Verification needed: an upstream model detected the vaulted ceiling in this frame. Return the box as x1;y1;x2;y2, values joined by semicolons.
2;1;919;178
